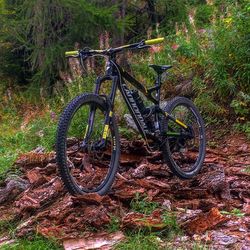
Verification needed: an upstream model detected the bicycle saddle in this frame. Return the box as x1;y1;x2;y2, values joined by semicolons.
149;64;172;74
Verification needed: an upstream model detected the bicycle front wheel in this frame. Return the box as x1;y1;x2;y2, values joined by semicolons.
56;94;120;195
161;97;206;179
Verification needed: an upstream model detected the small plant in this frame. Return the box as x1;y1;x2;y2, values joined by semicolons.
106;215;120;233
231;92;250;119
130;193;181;237
115;230;160;250
192;242;209;250
130;193;160;215
161;211;180;234
231;91;250;137
195;4;214;28
0;234;62;250
221;208;245;217
243;166;250;174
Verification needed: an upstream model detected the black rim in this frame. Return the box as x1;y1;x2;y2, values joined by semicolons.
166;103;204;173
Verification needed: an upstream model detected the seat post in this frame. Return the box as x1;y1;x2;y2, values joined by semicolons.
155;74;161;103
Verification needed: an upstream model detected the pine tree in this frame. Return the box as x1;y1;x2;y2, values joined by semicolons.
0;0;118;92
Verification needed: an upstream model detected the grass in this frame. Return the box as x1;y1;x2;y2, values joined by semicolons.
0;220;18;237
115;230;209;250
129;194;181;238
221;208;245;217
106;215;121;233
130;193;160;215
0;108;58;178
192;243;209;250
0;235;62;250
115;230;161;250
244;166;250;174
0;218;62;250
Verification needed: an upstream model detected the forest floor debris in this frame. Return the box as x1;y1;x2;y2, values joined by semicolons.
0;132;249;249
63;231;125;250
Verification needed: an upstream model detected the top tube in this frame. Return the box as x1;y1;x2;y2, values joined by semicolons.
65;37;164;57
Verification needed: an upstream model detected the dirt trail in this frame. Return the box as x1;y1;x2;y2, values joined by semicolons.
0;132;249;249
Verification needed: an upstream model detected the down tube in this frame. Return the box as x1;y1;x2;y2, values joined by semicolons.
118;78;148;139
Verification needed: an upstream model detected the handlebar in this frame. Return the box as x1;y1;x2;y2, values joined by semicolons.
65;51;79;56
65;37;164;57
145;37;164;45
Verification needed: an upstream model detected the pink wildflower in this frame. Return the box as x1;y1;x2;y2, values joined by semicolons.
198;29;206;34
150;45;162;53
50;111;56;121
171;44;179;50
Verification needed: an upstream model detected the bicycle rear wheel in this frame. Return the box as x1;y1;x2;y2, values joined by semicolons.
161;97;206;178
56;94;120;195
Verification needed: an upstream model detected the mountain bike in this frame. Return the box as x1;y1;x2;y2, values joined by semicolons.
56;37;206;195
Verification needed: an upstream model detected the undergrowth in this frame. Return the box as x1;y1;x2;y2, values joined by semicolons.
115;230;160;250
0;235;62;250
130;193;160;215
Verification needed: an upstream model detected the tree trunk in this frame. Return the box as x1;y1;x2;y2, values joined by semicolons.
147;0;157;30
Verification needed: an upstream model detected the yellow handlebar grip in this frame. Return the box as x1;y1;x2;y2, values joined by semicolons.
145;37;164;45
65;51;79;56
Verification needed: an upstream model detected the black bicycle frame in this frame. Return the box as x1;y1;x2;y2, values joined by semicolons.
83;54;189;147
94;57;157;141
111;60;157;139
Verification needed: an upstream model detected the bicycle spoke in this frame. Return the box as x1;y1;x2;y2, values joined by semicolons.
161;97;206;178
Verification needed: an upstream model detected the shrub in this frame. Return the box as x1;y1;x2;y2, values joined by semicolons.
195;5;215;28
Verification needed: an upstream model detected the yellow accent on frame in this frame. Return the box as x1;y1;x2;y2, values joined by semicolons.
118;44;130;49
175;119;188;129
109;111;113;117
102;124;109;139
84;125;89;139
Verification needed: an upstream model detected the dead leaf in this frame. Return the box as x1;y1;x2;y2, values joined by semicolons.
182;208;229;234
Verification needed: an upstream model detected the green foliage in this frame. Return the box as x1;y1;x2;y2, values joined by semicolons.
193;77;226;118
0;219;18;237
0;0;119;89
192;243;209;250
244;166;250;173
0;93;58;174
230;91;250;118
0;235;62;250
130;193;180;235
24;115;58;151
195;4;214;28
234;122;250;138
189;0;207;5
53;75;95;106
106;215;120;233
206;2;250;97
161;211;180;233
151;1;250;126
221;208;245;217
158;0;189;35
115;230;160;250
130;193;160;215
231;91;250;136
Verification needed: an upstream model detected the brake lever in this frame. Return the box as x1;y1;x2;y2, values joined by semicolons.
135;45;152;50
79;48;92;66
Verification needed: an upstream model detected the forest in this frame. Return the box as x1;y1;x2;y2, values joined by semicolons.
0;0;249;249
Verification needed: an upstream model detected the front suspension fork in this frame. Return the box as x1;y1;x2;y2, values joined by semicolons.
82;75;118;150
